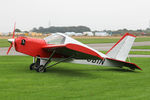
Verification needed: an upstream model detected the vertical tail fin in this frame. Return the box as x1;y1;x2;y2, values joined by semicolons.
106;33;136;61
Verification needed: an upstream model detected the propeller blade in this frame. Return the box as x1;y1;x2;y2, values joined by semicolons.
12;22;16;38
7;43;13;55
7;22;16;55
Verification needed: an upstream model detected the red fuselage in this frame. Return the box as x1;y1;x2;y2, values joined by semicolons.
14;37;51;58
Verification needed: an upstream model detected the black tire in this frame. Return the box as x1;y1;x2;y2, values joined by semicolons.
30;63;35;70
36;65;46;72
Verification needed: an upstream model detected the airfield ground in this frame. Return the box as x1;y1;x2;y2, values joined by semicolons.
0;36;150;100
76;36;150;44
0;56;149;100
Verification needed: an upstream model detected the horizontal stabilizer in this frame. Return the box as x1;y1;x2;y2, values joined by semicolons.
106;58;142;70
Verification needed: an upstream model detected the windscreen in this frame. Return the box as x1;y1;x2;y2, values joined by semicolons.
44;34;65;44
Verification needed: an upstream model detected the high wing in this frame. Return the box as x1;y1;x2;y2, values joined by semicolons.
42;43;104;60
42;33;106;60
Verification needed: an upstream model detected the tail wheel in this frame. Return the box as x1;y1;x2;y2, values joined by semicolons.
30;63;35;70
36;65;46;72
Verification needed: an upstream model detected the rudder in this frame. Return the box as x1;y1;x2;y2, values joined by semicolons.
106;33;136;61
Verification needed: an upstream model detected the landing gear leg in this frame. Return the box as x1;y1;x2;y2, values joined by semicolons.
29;57;40;70
46;56;73;69
31;51;73;73
36;65;46;72
30;63;35;70
36;50;56;72
36;51;73;73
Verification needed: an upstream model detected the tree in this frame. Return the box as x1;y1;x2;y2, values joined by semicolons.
31;27;38;32
31;26;91;33
23;31;29;33
15;28;21;32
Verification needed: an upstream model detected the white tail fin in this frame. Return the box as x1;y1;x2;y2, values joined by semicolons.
106;33;136;61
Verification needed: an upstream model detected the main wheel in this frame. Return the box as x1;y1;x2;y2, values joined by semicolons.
36;65;46;72
30;63;35;70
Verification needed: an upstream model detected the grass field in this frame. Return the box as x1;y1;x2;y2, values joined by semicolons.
0;39;9;47
76;37;150;44
0;56;150;100
129;51;150;55
135;37;150;42
132;46;150;49
76;38;119;44
100;51;150;55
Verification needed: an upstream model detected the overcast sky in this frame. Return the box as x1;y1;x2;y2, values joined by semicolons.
0;0;150;32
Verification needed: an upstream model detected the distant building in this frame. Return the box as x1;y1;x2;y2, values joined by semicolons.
95;32;109;36
15;32;24;36
29;32;43;36
141;32;147;35
83;32;94;36
1;32;9;36
75;33;83;36
64;32;76;36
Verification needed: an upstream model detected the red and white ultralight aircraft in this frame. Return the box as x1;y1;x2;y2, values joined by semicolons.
7;24;142;72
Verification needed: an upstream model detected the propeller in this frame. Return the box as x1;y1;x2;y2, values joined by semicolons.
7;23;16;55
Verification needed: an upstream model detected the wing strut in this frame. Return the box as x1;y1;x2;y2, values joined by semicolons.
35;50;74;72
44;50;56;67
46;56;73;68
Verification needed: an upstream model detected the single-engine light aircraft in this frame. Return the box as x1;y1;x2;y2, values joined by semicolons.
7;24;142;72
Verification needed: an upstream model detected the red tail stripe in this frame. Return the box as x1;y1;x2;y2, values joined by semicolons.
106;33;136;54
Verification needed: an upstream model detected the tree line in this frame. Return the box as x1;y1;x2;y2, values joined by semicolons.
16;26;150;36
104;28;150;35
31;26;91;33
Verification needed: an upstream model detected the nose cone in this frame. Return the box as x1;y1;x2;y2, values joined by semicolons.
8;39;15;43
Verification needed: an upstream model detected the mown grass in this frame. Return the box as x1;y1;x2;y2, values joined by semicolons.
129;51;150;55
100;51;150;55
76;38;119;44
0;39;9;47
100;51;108;54
132;46;150;49
135;37;150;42
0;56;149;100
76;37;150;44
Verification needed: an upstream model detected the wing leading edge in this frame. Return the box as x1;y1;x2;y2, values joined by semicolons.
42;43;104;60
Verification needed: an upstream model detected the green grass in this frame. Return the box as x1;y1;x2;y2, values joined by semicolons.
0;56;150;100
100;51;108;54
0;39;9;47
76;38;119;44
132;46;150;49
76;37;150;44
129;51;150;55
100;51;150;55
135;37;150;42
